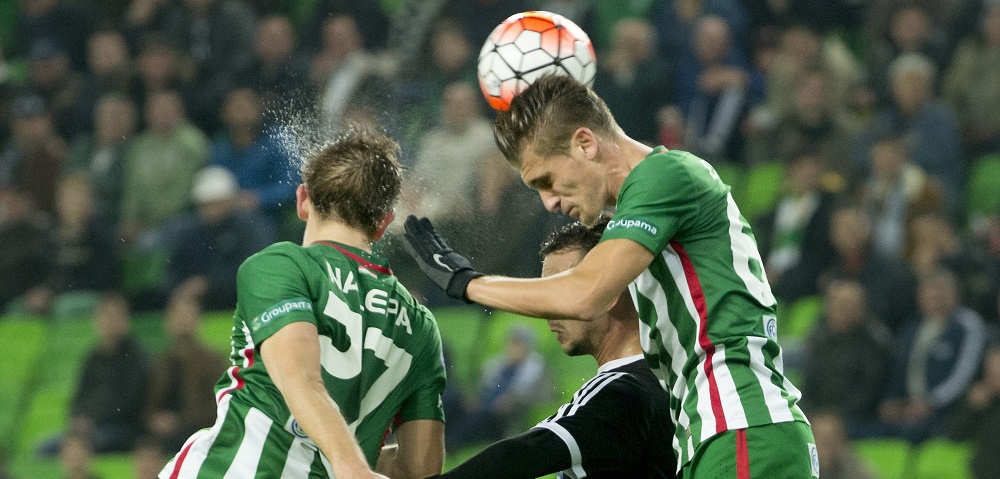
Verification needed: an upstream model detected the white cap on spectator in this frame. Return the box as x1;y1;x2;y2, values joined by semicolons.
192;166;239;204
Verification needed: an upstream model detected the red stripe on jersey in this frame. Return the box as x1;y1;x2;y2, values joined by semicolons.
216;347;253;402
168;436;197;479
316;241;393;275
672;241;728;433
736;429;750;479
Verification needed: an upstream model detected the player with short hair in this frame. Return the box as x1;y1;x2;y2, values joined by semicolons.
405;75;816;478
161;127;446;479
431;215;675;479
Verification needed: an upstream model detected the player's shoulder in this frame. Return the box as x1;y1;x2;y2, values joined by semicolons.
387;278;441;337
601;358;669;403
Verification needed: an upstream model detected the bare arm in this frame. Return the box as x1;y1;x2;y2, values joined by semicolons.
387;419;445;479
261;322;386;479
467;238;653;320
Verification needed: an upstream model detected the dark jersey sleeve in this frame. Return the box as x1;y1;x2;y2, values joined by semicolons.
430;428;570;479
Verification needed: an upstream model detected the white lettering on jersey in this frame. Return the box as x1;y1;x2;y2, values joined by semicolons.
319;291;362;379
365;289;388;314
395;308;412;335
327;262;359;295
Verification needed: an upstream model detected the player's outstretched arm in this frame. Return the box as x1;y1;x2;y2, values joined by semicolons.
428;428;570;479
261;322;388;479
386;419;444;479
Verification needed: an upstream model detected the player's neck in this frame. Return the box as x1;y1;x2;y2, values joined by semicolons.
592;322;644;368
303;219;372;252
606;133;654;202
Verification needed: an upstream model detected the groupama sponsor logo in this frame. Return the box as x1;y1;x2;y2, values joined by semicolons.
606;218;658;236
252;298;313;331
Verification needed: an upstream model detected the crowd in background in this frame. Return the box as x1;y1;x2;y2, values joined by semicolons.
2;0;1000;478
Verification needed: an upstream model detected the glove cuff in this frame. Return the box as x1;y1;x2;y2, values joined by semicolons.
447;270;485;303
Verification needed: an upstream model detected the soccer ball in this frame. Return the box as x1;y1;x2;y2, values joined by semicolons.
477;11;597;111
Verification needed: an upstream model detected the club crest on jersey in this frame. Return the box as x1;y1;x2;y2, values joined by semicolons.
809;443;820;477
606;218;658;236
763;315;778;340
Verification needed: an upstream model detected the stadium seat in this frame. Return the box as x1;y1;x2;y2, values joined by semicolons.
854;438;911;479
0;318;48;450
737;162;785;222
912;439;972;479
779;295;824;342
965;153;1000;220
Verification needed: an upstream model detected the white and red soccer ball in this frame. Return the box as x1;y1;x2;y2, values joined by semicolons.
477;11;597;111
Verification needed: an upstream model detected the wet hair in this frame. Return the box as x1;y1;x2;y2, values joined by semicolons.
539;213;612;259
493;75;616;166
300;125;401;237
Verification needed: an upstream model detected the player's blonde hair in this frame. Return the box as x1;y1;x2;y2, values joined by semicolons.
300;125;401;237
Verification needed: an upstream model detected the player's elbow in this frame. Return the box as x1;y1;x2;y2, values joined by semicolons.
571;284;616;322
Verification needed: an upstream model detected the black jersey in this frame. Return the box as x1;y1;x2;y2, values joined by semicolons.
437;355;676;479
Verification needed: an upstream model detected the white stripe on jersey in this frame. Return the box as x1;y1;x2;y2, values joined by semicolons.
222;407;274;478
159;395;232;479
746;337;794;423
534;422;586;479
565;373;626;417
280;438;316;478
712;346;749;430
217;323;255;402
551;374;615;421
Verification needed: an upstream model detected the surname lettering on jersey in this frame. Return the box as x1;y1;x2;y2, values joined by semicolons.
328;261;359;294
327;261;413;335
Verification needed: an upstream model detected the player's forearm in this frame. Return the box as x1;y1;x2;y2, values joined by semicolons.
432;429;568;479
284;378;372;476
466;272;610;321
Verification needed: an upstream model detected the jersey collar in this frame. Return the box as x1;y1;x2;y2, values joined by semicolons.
598;354;645;373
313;240;393;276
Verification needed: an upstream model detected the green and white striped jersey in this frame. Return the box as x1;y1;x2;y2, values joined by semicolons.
161;241;446;478
600;147;807;468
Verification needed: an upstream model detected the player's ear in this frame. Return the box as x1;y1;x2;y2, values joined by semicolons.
372;208;395;242
570;127;598;162
295;184;310;221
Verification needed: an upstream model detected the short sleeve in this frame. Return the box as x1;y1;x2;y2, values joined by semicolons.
398;311;447;424
237;248;318;345
601;151;709;254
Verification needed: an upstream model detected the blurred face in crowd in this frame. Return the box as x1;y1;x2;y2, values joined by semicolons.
0;187;34;223
440;83;479;132
825;280;866;333
322;16;362;60
781;25;821;67
12;113;55;150
165;296;201;340
870;139;907;181
95;295;130;348
786;154;822;196
831;208;872;257
793;73;829;124
542;248;611;357
694;16;731;65
29;52;71;91
891;6;931;51
431;24;471;74
908;214;953;252
918;273;959;321
892;68;932;115
985;6;1000;46
612;18;655;64
198;197;237;224
20;0;57;17
222;88;263;131
810;413;848;471
133;443;164;479
504;330;534;364
255;15;295;65
88;31;129;76
56;175;95;225
59;436;93;479
145;91;185;135
984;350;1000;391
183;0;214;14
95;95;137;145
139;44;179;89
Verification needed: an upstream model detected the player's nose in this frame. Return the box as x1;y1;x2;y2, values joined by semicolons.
539;191;560;213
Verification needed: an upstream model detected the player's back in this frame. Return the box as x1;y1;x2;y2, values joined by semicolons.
166;240;446;477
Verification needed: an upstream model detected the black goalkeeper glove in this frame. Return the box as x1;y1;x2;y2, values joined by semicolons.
403;215;484;302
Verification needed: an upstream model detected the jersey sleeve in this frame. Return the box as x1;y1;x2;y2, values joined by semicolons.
432;428;570;479
237;246;318;345
601;151;712;254
398;307;447;423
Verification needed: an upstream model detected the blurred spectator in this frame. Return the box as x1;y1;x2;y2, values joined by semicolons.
907;214;999;323
399;83;499;224
441;0;531;50
0;185;52;312
148;0;256;132
865;0;981;57
25;38;83;140
58;434;98;479
446;325;554;449
867;4;950;105
861;53;965;208
210;87;296;225
133;436;165;479
145;295;227;452
881;269;987;443
74;29;134;134
675;16;764;163
249;15;313;113
119;90;208;243
653;0;749;67
301;0;392;51
586;0;660;52
826;206;917;332
68;93;137;223
950;347;1000;479
133;35;197;113
943;3;1000;157
809;412;878;479
755;152;839;304
13;0;93;70
592;18;672;145
747;71;855;178
533;0;592;26
164;166;274;310
20;174;118;316
860;135;944;259
312;15;391;133
761;24;864;128
802;279;892;436
0;94;66;214
745;0;859;34
42;292;150;455
0;43;16;147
